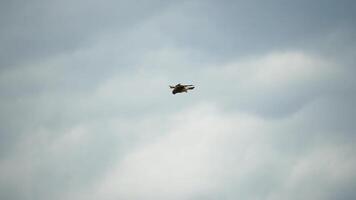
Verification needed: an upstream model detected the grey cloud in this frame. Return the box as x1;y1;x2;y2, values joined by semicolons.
152;0;356;60
0;0;175;69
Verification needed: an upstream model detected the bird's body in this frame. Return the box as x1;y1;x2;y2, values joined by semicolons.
169;83;195;95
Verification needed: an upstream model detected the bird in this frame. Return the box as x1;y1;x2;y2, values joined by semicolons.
169;83;195;95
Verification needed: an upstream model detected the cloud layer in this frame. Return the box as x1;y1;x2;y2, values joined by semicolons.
1;1;356;200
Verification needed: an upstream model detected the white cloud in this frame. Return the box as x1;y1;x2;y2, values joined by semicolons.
66;101;356;200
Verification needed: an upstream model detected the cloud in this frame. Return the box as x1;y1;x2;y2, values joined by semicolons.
147;0;356;59
1;37;356;199
1;1;356;200
66;101;356;200
0;0;175;69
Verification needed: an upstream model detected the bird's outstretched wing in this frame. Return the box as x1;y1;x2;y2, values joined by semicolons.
184;85;195;90
169;85;175;89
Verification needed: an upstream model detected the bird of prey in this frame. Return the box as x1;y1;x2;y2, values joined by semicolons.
169;83;195;95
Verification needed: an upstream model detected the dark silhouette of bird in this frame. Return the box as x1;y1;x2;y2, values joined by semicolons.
169;83;195;95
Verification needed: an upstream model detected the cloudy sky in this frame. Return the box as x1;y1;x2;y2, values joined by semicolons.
1;0;356;199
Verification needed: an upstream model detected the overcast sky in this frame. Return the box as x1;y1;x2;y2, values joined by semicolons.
1;0;356;200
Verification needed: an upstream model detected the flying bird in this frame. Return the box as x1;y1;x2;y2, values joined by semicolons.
169;83;195;95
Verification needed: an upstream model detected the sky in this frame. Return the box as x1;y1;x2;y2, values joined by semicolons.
1;0;356;199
